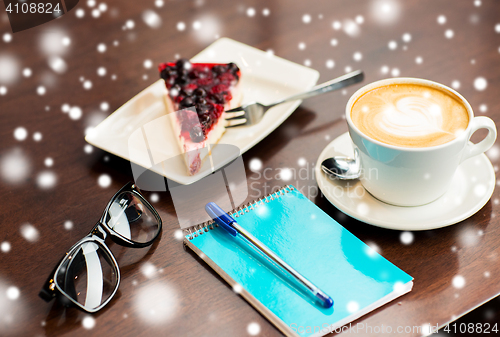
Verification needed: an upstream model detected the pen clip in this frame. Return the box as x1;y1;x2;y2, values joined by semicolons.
205;202;238;237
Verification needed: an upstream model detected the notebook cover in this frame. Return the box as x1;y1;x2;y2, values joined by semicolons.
184;186;413;337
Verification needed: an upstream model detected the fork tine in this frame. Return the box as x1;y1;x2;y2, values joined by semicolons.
225;106;245;113
225;110;246;120
225;118;247;127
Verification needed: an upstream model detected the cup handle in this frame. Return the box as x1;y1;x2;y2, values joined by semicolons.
460;116;497;163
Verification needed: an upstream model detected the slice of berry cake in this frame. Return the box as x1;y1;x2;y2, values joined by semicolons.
159;59;242;175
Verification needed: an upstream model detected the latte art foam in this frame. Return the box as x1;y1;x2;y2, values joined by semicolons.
351;84;469;148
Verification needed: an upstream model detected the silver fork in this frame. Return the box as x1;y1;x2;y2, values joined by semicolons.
225;70;364;127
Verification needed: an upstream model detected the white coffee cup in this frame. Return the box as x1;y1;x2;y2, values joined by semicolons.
346;78;497;206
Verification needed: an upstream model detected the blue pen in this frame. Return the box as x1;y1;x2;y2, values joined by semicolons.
205;202;334;309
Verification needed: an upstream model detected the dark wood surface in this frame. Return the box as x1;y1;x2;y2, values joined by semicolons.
1;0;499;336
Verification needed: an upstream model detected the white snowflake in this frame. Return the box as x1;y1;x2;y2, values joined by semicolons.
82;316;96;329
1;241;11;253
98;174;112;188
474;77;487;91
279;168;293;181
247;322;261;336
20;223;39;242
3;33;12;43
176;22;186;31
400;231;414;245
142;10;162;29
346;301;359;313
249;158;262;171
6;286;20;300
64;220;74;230
14;127;28;141
302;14;311;24
388;40;397;50
97;67;106;76
69;106;82;120
246;8;255;17
97;43;106;53
452;275;465;289
37;171;57;189
37;86;46;95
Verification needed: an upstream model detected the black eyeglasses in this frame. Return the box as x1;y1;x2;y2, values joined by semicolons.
39;182;162;313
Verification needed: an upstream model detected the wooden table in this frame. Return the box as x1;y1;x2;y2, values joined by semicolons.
1;0;499;336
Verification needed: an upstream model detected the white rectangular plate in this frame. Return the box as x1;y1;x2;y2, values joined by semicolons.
85;38;319;184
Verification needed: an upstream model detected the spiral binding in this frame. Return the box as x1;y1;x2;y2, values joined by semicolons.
183;185;295;240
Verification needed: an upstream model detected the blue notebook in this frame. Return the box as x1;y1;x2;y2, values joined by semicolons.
184;185;413;337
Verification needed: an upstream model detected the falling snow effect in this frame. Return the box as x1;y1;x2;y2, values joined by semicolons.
343;19;360;37
0;55;21;85
98;174;112;188
0;148;31;185
142;10;162;29
346;301;360;313
82;316;96;330
246;8;255;17
233;283;243;294
97;43;107;53
1;242;11;253
474;77;487;91
20;223;39;242
37;86;46;96
13;127;28;141
44;158;53;167
48;56;68;74
37;171;57;189
64;220;74;230
400;231;414;245
247;322;261;335
371;0;401;25
249;158;262;171
141;262;158;278
6;287;20;300
279;168;293;181
134;283;178;325
452;275;465;289
97;67;107;76
69;106;83;120
100;102;110;111
174;229;183;240
150;193;159;203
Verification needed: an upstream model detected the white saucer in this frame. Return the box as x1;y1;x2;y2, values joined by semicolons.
315;132;496;231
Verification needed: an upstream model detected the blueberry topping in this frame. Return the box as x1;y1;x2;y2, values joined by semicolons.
189;125;205;143
212;65;227;75
180;97;194;108
210;93;224;104
195;97;207;105
176;76;188;85
228;63;239;73
176;58;191;70
193;88;206;97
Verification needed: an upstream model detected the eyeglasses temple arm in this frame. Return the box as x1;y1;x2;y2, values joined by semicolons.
39;256;65;302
